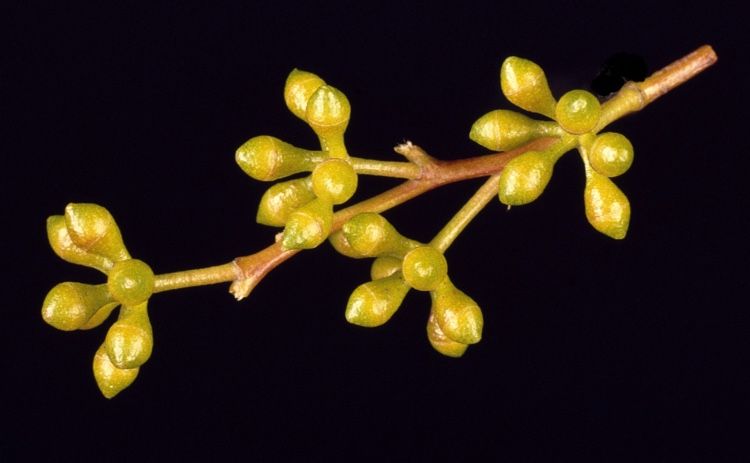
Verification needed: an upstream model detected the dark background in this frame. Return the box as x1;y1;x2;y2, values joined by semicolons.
4;1;746;460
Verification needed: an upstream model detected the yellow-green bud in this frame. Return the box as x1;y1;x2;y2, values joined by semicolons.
345;275;410;327
63;203;130;262
256;176;317;227
42;282;114;331
305;85;350;158
235;135;324;181
497;150;558;206
328;230;367;259
311;158;358;204
79;302;119;330
431;278;483;345
401;246;448;292
500;56;557;118
370;256;403;280
105;302;153;370
47;215;113;272
555;89;601;134
470;110;556;151
281;197;333;250
342;212;417;257
426;311;468;358
107;259;155;306
584;168;631;239
588;132;634;177
284;69;326;120
93;343;139;399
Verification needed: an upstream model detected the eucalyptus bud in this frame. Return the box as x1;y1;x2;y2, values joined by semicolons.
470;110;557;151
500;56;557;118
256;176;317;227
497;150;559;206
107;259;155;306
42;282;114;331
328;230;367;259
235;136;324;181
47;215;113;272
555;89;601;134
341;212;417;257
281;197;333;250
345;274;410;327
305;85;350;158
64;203;130;262
431;278;483;345
311;158;358;204
588;132;634;177
104;302;153;370
426;311;468;358
284;69;326;120
584;168;631;239
93;343;139;399
401;246;448;292
370;256;403;280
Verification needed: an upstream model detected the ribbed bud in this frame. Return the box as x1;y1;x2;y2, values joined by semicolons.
584;169;631;239
284;69;326;120
500;56;557;118
256;176;316;227
93;343;139;399
47;215;113;272
107;259;155;306
345;275;410;327
470;110;554;151
104;302;153;370
341;212;417;258
497;150;558;206
64;203;130;262
431;278;483;345
426;311;468;358
281;197;333;250
42;282;114;331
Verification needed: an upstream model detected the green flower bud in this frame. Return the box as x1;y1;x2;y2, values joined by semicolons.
370;256;403;280
256;176;317;227
42;282;114;331
79;302;120;330
47;215;113;272
500;56;557;118
284;69;326;121
426;311;468;358
107;259;155;306
497;150;558;206
63;203;130;262
328;230;367;259
401;246;448;292
555;89;601;134
342;212;417;258
431;278;483;345
470;110;557;151
235;135;324;181
305;85;350;158
345;274;410;327
281;197;333;250
311;158;358;204
105;302;153;370
588;132;634;177
93;343;139;399
584;168;631;239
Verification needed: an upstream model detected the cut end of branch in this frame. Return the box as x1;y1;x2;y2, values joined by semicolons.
394;141;436;168
229;278;257;301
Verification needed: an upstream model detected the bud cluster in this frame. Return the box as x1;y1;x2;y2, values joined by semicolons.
43;203;156;398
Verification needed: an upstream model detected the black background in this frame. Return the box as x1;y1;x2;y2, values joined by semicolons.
4;1;747;460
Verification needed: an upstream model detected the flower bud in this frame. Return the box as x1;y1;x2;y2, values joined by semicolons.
305;85;350;158
497;150;558;206
105;302;153;369
401;246;448;292
42;282;114;331
284;69;326;120
47;215;113;272
107;259;155;306
64;203;130;262
281;197;333;250
345;275;410;327
588;132;634;177
370;256;403;280
256;176;317;227
328;230;367;258
93;343;139;399
500;56;557;118
470;110;556;151
555;89;601;134
426;311;468;358
235;136;324;181
431;278;483;345
584;169;631;239
311;158;358;204
341;213;417;257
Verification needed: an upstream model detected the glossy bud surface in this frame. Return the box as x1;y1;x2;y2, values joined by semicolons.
589;132;634;177
431;279;483;345
345;275;410;327
281;197;333;250
107;259;155;306
93;343;139;399
555;90;601;134
401;246;448;291
42;282;113;331
497;151;557;205
256;177;317;227
64;203;130;262
470;110;549;151
47;215;113;272
235;135;322;181
500;56;557;118
311;158;358;204
584;170;631;239
284;69;326;120
426;311;468;358
105;302;153;369
342;213;415;257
